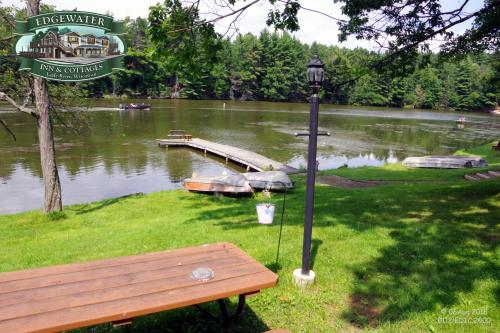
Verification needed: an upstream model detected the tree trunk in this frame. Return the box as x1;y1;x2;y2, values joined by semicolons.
28;0;63;213
34;78;62;212
171;75;180;99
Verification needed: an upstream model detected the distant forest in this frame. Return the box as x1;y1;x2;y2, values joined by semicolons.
1;14;499;111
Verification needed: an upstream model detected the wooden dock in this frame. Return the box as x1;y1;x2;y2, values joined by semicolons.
156;138;298;174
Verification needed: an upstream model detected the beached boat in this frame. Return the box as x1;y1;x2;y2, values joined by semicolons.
402;155;487;169
183;174;253;195
242;171;293;190
119;103;151;110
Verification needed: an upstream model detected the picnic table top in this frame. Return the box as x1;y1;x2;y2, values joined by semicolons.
0;243;277;333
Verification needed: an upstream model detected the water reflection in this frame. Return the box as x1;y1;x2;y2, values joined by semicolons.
0;99;498;214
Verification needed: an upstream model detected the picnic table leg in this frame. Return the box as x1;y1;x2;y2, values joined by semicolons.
218;294;246;332
195;294;247;332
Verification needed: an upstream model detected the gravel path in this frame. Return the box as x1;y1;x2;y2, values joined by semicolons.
316;175;385;188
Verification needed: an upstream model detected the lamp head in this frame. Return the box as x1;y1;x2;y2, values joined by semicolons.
307;55;324;91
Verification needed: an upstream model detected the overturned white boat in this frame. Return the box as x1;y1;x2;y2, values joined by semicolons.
183;173;253;195
402;155;487;169
242;171;293;190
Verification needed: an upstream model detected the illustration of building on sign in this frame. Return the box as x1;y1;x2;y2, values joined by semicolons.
20;29;120;60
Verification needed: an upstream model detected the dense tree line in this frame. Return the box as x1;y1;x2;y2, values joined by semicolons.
89;24;499;112
1;8;498;111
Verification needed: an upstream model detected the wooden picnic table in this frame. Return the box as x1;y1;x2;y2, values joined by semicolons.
167;129;192;141
0;243;277;333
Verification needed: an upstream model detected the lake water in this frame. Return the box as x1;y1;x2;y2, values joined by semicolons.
1;99;498;214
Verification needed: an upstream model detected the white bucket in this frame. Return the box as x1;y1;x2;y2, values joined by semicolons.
256;203;275;224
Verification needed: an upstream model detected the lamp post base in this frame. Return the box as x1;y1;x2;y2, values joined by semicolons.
292;268;316;288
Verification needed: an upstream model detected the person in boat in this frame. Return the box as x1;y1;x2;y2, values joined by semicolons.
119;103;150;109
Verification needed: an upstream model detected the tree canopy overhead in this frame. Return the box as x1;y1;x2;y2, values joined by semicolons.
336;0;500;56
143;0;499;92
164;0;499;63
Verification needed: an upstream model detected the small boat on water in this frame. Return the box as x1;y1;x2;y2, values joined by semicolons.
183;174;253;195
242;171;293;190
119;103;151;110
491;109;500;116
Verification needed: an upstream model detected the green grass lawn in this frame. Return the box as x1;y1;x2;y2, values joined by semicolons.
1;143;499;333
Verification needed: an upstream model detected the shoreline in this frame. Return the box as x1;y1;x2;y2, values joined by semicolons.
1;142;498;217
1;98;498;114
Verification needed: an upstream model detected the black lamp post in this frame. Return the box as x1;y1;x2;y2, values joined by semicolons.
295;55;324;284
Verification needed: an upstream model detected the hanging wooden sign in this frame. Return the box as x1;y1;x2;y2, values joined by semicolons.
15;11;126;82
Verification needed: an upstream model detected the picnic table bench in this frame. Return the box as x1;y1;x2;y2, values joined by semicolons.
0;243;277;333
168;130;192;141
